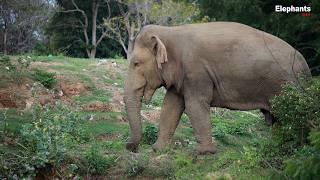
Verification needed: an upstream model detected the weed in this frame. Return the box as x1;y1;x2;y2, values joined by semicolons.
103;140;123;150
124;153;149;177
81;143;115;175
145;154;175;178
32;69;57;88
174;153;192;168
142;122;159;145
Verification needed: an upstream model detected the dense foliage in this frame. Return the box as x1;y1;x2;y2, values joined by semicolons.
33;69;57;88
0;103;87;178
46;0;123;58
262;77;320;178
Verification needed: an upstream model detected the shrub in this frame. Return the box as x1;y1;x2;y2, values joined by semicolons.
262;77;320;174
33;69;57;88
0;102;86;178
283;144;320;179
0;55;34;84
142;122;159;145
270;77;320;152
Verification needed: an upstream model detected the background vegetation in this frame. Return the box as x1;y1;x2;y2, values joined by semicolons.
1;0;319;74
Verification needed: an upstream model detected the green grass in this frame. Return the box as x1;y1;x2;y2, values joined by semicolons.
0;109;33;136
83;115;128;136
74;88;111;104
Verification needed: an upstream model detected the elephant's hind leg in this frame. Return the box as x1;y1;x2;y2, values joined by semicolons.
152;89;185;152
261;109;276;125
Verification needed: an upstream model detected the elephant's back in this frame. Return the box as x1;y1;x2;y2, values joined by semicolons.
170;22;311;110
179;22;310;80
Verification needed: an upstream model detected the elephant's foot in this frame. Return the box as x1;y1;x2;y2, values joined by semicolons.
194;143;217;155
126;142;139;153
152;140;168;152
261;109;277;125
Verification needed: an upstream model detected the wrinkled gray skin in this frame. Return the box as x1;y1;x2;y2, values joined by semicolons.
123;22;311;154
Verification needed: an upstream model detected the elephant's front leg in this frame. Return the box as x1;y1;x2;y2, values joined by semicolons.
152;89;185;151
184;93;216;154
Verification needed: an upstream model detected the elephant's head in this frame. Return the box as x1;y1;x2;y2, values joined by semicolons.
124;32;168;152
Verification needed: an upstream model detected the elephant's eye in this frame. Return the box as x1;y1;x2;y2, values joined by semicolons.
133;62;139;67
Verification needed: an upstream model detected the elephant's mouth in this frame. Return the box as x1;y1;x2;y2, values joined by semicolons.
143;86;156;104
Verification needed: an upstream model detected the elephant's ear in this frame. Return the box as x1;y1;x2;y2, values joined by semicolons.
152;35;168;69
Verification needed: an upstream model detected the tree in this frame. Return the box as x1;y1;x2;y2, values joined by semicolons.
104;0;200;58
0;0;53;54
56;0;112;58
47;0;123;58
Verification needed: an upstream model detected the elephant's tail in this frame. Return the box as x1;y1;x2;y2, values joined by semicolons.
291;50;312;81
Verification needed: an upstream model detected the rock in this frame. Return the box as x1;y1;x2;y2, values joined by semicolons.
88;114;95;121
112;61;119;68
39;95;54;106
59;81;86;96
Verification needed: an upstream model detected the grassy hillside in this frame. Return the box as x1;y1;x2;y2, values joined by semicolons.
0;55;294;179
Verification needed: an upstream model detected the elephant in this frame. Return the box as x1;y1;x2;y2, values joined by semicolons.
123;22;311;154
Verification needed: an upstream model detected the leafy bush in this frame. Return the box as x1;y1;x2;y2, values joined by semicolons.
284;144;320;179
0;103;86;178
271;78;320;147
81;143;115;175
142;122;158;145
267;78;320;157
0;55;34;83
33;69;57;88
262;77;320;176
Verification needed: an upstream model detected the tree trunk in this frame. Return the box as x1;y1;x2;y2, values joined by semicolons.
126;38;134;59
3;28;7;54
89;1;99;59
89;47;97;59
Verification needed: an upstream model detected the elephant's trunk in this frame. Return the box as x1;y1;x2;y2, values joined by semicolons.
124;84;144;152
